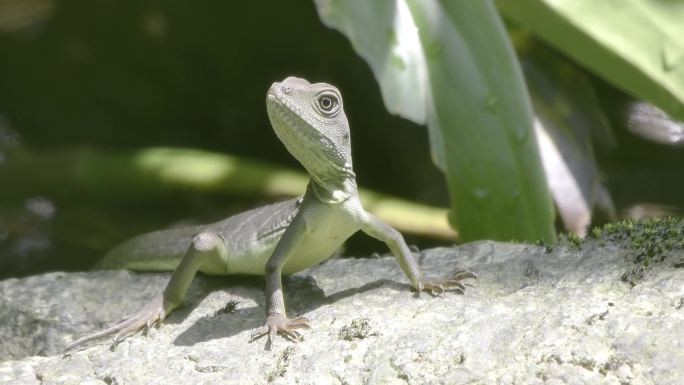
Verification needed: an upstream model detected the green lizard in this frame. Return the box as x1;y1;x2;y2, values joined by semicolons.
64;76;476;353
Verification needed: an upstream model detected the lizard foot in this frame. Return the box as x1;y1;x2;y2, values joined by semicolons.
250;314;310;350
421;269;478;296
64;294;172;355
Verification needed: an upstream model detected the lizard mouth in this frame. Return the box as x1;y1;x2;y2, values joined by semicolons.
267;78;299;102
265;86;295;115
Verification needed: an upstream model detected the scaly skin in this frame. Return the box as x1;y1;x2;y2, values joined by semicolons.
64;77;476;354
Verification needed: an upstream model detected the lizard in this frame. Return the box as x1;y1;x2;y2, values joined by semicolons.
64;76;477;353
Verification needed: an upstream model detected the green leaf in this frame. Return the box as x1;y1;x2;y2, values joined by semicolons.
314;0;430;144
496;0;684;121
315;0;556;242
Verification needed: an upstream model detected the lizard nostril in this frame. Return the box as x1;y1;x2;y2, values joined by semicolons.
281;85;293;95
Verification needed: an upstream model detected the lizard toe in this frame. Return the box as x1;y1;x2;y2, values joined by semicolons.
113;297;166;343
452;269;479;282
64;294;170;355
250;314;311;350
421;268;478;296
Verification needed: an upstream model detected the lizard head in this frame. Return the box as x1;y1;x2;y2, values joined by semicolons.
266;77;356;199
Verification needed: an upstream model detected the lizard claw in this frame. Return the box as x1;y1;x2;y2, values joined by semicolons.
421;268;478;296
64;295;171;355
451;269;478;282
250;314;310;350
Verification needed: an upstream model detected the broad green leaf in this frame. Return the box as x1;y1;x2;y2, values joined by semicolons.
496;0;684;122
315;0;556;242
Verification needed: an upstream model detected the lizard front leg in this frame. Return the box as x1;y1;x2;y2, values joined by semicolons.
250;211;310;350
361;213;477;294
64;232;227;354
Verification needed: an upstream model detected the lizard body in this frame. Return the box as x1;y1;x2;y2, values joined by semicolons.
65;77;475;353
97;198;302;275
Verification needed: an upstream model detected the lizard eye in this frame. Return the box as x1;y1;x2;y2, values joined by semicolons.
315;92;340;116
320;96;334;110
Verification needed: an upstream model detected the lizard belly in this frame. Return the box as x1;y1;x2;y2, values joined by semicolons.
225;227;354;275
226;227;355;275
226;199;361;275
282;207;359;274
227;241;278;275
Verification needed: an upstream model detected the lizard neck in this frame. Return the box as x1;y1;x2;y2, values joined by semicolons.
309;173;358;204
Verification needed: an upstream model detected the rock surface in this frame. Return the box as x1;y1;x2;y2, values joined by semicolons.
1;228;684;385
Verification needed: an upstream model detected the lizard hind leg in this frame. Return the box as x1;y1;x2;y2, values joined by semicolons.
64;232;229;355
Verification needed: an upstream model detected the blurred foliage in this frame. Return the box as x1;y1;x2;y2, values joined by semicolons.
314;0;684;238
0;147;456;239
0;0;683;279
497;0;684;121
315;0;556;243
516;36;617;237
0;0;449;278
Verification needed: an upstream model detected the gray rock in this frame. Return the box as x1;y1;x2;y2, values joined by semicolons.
1;235;683;385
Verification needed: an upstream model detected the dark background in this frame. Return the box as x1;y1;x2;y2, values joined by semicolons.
0;0;682;278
